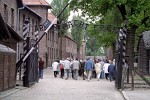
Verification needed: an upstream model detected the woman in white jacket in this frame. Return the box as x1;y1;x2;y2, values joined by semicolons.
52;60;59;78
95;60;102;81
103;61;110;80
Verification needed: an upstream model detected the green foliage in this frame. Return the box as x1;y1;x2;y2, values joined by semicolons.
70;0;150;28
51;0;70;36
84;8;121;55
71;16;84;51
70;0;150;56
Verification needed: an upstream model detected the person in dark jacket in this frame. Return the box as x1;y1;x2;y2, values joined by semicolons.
39;57;44;79
108;60;115;81
80;60;85;80
84;57;94;81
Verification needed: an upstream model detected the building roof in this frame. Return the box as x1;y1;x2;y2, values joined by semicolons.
48;13;57;24
142;31;150;49
0;13;24;42
138;31;150;50
0;44;16;53
0;14;11;40
17;0;23;7
22;0;51;8
24;6;42;19
7;24;24;42
64;34;77;43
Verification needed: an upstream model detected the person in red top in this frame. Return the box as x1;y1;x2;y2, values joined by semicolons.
39;57;44;79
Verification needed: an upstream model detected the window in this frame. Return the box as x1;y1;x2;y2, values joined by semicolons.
50;48;51;59
4;4;8;23
23;15;25;24
28;18;30;32
48;31;50;40
56;32;58;43
52;33;54;46
50;32;51;41
48;47;49;55
11;8;14;28
56;49;58;57
52;48;53;59
32;19;34;34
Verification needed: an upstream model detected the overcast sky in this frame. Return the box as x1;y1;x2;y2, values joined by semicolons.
45;0;87;21
46;0;75;21
46;0;52;4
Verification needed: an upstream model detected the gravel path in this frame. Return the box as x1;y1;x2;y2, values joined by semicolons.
2;68;124;100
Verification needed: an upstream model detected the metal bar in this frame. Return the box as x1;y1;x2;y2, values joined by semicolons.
127;62;150;87
16;0;72;70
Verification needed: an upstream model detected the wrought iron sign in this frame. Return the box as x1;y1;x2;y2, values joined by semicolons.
51;20;120;33
34;20;120;33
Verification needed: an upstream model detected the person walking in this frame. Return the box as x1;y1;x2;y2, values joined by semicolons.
103;61;110;80
38;57;44;79
84;57;94;82
95;60;102;81
59;60;64;79
72;58;80;80
80;60;85;80
70;59;74;79
52;60;59;78
99;59;105;79
63;58;71;80
108;60;115;81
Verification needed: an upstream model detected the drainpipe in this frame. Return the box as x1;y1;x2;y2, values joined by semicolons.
16;6;25;62
16;6;25;81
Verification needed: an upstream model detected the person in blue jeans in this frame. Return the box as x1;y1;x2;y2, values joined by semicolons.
39;57;44;79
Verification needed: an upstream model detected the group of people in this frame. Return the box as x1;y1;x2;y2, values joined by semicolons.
51;57;116;82
52;58;80;80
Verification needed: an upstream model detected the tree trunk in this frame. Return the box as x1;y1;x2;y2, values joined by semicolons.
112;42;116;59
60;35;63;60
77;50;80;60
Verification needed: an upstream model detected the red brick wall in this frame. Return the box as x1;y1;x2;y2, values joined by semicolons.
47;29;58;67
0;52;16;91
62;35;77;60
26;6;48;23
0;0;18;29
106;47;113;60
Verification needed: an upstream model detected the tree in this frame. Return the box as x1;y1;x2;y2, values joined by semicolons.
84;8;121;57
70;0;150;66
71;16;84;59
70;0;150;89
51;0;70;59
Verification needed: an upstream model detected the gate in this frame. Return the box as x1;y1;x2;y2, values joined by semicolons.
23;37;39;87
115;26;127;89
115;40;123;89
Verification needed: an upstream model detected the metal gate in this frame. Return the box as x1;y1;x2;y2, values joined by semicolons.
115;27;126;89
115;41;123;89
23;37;39;87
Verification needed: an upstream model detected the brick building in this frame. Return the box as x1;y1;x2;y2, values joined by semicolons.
0;0;23;91
62;35;77;60
22;0;53;67
47;13;58;66
106;47;113;60
0;0;83;90
79;39;86;60
18;5;42;60
137;31;150;75
0;0;23;50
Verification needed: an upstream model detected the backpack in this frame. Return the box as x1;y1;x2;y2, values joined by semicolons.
60;64;64;70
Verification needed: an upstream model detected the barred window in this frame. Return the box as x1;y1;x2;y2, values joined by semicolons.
11;8;14;28
4;4;8;23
